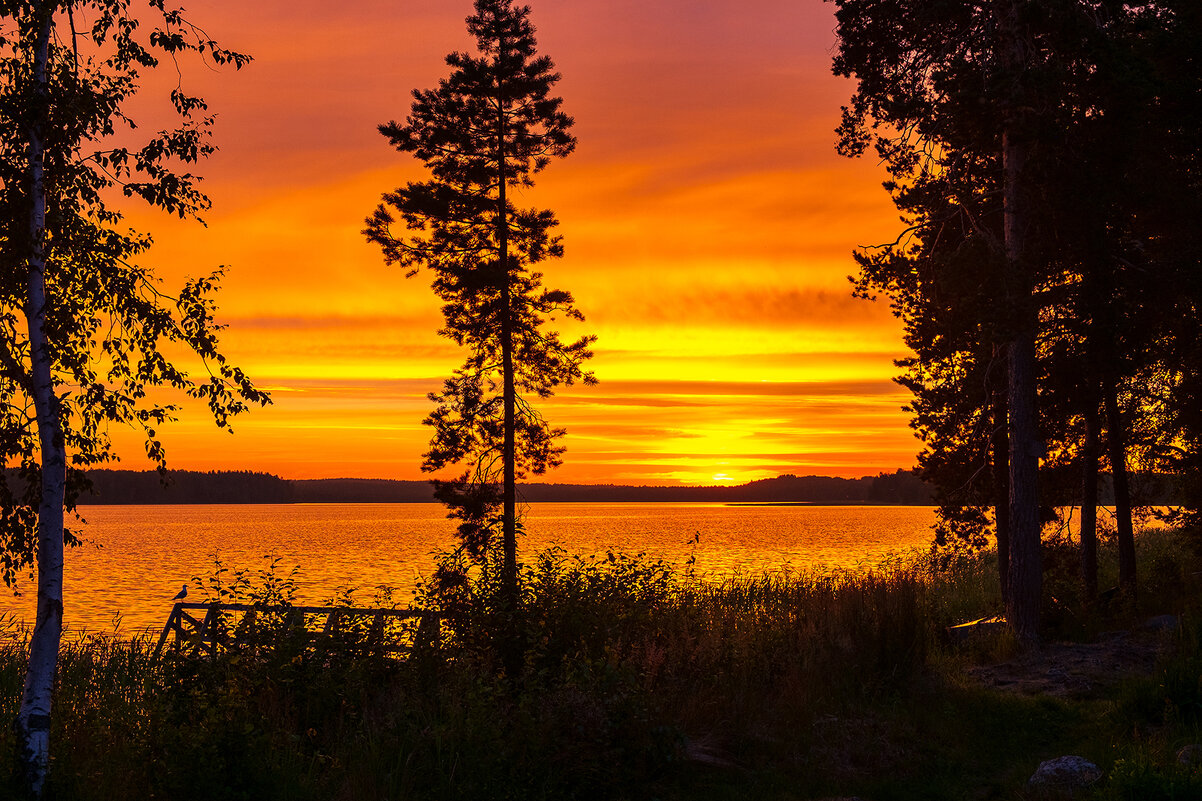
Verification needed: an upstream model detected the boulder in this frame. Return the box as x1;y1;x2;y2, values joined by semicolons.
1141;614;1180;631
1177;743;1202;768
1028;756;1102;793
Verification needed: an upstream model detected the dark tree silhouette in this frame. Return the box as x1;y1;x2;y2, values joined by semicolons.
1122;1;1202;531
364;0;594;665
993;0;1043;644
832;0;1047;639
1024;2;1202;596
834;0;1202;634
849;160;1009;564
0;0;263;792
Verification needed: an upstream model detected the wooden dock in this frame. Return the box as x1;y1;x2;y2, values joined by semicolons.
154;601;439;658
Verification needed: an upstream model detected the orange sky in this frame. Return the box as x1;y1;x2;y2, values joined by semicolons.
108;0;919;485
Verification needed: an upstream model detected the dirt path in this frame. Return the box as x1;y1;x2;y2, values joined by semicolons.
966;618;1179;698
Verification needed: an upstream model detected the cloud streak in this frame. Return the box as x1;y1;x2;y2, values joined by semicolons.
106;0;921;484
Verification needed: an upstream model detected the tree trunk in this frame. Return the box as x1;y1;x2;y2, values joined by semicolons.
496;93;522;680
1080;393;1099;603
498;146;516;602
998;0;1040;644
991;351;1010;604
1006;329;1041;644
1104;378;1136;594
18;6;66;797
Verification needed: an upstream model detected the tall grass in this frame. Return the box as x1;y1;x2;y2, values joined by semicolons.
0;527;1196;799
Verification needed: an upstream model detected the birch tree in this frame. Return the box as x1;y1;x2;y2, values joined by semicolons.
0;1;263;793
365;0;594;671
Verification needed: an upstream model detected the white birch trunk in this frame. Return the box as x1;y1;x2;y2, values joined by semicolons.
17;5;67;797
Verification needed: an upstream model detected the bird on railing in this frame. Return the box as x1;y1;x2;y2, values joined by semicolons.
172;585;187;601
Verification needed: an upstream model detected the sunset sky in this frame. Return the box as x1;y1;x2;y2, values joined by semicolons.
113;0;919;485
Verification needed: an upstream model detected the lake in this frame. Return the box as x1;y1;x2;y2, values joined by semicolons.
1;503;940;635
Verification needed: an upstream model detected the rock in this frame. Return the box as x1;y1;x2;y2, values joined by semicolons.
1177;743;1202;768
1028;756;1102;792
1142;614;1180;631
682;736;734;768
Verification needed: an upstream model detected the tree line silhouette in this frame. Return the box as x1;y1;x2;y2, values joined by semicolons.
68;468;941;506
55;467;1184;507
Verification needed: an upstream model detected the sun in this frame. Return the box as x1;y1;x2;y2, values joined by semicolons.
711;473;735;483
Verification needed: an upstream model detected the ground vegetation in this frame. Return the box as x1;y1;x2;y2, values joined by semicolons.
0;527;1198;799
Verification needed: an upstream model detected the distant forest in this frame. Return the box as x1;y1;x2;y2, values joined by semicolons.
63;468;1185;507
71;468;938;505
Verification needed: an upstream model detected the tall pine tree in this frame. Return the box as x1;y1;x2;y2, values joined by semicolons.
365;0;594;668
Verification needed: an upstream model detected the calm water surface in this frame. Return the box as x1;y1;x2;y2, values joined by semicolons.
0;503;938;634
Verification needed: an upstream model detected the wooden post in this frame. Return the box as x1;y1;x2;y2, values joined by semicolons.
154;604;183;656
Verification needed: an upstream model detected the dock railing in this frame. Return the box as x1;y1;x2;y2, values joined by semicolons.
154;601;439;659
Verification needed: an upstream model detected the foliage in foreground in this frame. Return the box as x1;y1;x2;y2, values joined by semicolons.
0;528;1201;800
